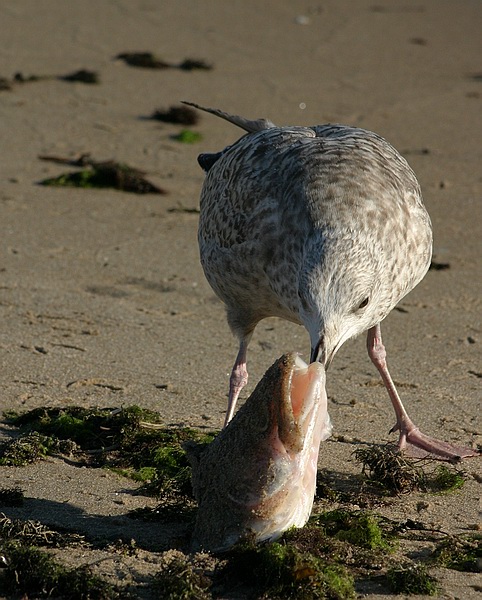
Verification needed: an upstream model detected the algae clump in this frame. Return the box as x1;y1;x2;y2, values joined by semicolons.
2;405;215;500
223;541;355;599
0;432;61;466
428;465;465;493
386;563;438;595
315;509;392;551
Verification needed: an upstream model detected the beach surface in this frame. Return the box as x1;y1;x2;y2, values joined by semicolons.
0;1;480;598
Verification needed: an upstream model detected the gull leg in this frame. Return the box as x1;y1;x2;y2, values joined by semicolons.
224;336;251;427
367;324;479;460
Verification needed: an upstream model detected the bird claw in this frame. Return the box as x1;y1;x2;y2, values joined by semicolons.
394;424;479;462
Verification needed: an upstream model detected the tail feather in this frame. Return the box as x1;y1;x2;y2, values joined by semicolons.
182;101;276;133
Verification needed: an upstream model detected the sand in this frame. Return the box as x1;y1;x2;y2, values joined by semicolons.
0;1;480;598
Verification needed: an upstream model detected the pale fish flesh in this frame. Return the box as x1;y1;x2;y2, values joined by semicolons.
187;353;332;552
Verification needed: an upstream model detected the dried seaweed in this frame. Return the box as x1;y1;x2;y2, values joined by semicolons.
0;431;67;466
128;495;197;524
0;514;84;547
354;445;424;494
354;445;468;496
429;261;450;270
58;69;99;84
0;69;99;91
178;58;212;71
115;52;212;71
150;104;199;125
115;52;170;69
0;77;12;91
167;205;200;214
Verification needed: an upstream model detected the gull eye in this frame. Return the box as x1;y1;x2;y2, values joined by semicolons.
358;297;369;309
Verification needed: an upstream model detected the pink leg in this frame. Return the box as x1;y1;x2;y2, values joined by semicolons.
224;336;251;427
367;324;479;461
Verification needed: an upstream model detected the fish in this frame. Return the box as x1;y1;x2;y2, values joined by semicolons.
186;353;332;552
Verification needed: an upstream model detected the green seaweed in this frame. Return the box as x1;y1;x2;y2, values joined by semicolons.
41;168;95;188
222;540;355;599
0;431;60;466
386;563;438;595
428;465;465;493
172;129;203;143
314;510;393;551
116;423;215;497
1;405;474;598
2;405;215;498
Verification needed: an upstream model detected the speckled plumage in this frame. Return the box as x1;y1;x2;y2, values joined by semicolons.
189;102;478;460
199;123;431;347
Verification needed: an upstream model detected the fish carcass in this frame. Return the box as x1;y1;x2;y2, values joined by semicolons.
187;353;332;552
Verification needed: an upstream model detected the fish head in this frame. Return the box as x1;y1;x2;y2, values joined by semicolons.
189;353;331;552
244;354;331;537
275;353;332;455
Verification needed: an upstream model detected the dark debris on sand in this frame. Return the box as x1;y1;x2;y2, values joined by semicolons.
38;154;166;194
150;104;200;125
0;69;99;91
58;69;99;84
354;444;468;495
116;51;212;71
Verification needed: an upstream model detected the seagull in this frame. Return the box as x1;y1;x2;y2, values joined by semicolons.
187;102;478;461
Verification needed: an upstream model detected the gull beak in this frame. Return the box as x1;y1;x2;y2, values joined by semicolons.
310;336;337;368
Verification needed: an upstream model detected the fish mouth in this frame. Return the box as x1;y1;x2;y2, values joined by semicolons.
277;354;329;453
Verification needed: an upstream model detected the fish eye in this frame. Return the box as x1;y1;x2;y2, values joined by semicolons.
358;297;369;309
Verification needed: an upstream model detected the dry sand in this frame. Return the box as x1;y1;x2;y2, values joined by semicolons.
0;1;480;598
